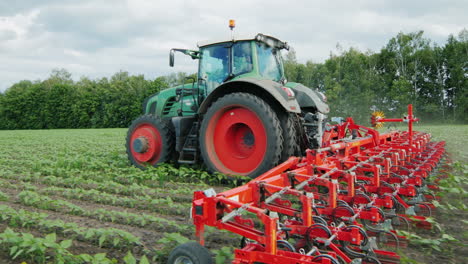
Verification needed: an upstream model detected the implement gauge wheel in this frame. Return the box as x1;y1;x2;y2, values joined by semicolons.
167;242;213;264
126;115;173;169
200;93;283;178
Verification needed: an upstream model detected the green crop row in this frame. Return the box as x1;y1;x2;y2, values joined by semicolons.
0;204;142;250
3;150;220;186
18;190;86;215
0;146;239;189
0;190;8;201
91;208;193;235
0;227;149;264
16;190;190;234
40;186;189;216
0;171;195;202
0;177;38;192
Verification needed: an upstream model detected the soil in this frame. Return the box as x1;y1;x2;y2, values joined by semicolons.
0;164;465;264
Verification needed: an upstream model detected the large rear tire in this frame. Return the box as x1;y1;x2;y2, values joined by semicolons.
126;115;173;169
279;112;302;159
199;93;283;178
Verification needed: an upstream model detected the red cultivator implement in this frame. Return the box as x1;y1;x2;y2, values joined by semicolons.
170;105;446;264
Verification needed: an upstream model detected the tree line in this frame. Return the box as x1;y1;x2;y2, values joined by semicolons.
0;70;170;129
284;30;467;124
0;30;466;130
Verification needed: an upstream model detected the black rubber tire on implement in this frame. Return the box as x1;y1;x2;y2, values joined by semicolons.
305;223;332;247
312;254;340;264
167;242;213;264
391;215;410;231
376;230;400;250
363;256;382;264
199;93;283;178
313;215;328;226
277;240;296;252
331;205;355;224
415;203;432;217
344;225;369;246
362;206;386;229
126;115;174;169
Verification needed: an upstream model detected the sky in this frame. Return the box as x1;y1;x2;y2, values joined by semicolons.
0;0;466;92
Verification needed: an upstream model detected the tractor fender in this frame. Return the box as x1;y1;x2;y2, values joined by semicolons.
197;78;301;114
143;94;159;114
287;83;330;114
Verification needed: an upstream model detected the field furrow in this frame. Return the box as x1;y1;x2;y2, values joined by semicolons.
0;127;466;263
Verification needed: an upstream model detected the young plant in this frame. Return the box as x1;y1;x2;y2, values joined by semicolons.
156;233;193;261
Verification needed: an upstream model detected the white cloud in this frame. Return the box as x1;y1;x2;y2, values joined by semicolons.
0;10;39;41
0;0;466;91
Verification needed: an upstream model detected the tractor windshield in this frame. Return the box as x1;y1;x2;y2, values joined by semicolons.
232;42;253;75
199;42;254;93
199;44;229;93
256;43;282;82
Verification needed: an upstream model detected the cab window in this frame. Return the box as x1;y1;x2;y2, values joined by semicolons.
199;44;229;93
256;43;282;81
232;42;253;75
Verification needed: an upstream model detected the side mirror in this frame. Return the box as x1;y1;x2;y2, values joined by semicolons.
169;49;199;67
169;49;175;67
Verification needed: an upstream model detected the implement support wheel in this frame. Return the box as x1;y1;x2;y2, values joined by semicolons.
200;93;283;178
167;242;213;264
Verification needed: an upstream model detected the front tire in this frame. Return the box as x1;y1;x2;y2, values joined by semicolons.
199;93;283;178
126;115;173;169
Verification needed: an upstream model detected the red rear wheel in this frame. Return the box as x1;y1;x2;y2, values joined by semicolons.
200;93;283;178
211;107;267;173
126;115;173;169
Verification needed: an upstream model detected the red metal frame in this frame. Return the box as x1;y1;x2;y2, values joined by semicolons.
190;105;445;264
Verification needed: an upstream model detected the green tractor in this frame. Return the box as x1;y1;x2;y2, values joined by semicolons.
126;33;329;178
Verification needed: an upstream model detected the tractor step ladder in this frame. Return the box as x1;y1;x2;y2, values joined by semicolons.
178;121;199;164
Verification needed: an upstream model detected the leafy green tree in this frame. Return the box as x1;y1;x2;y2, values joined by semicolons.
1;30;467;130
443;29;468;122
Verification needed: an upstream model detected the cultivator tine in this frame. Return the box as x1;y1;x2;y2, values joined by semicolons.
190;104;446;264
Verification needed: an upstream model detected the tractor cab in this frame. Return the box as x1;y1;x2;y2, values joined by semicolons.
170;34;289;99
196;34;288;93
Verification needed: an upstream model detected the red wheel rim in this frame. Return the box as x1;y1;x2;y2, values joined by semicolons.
205;106;267;175
130;124;162;165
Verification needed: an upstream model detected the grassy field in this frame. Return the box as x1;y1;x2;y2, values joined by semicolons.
0;124;466;263
404;124;468;163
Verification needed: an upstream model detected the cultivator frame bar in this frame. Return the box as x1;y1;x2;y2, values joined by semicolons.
191;105;446;264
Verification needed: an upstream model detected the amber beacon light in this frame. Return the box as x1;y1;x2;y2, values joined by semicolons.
229;19;236;30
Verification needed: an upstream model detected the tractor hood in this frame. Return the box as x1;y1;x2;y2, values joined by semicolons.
285;82;330;114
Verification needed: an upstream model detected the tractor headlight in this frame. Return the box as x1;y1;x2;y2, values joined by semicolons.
281;87;295;98
318;91;327;102
255;34;265;42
